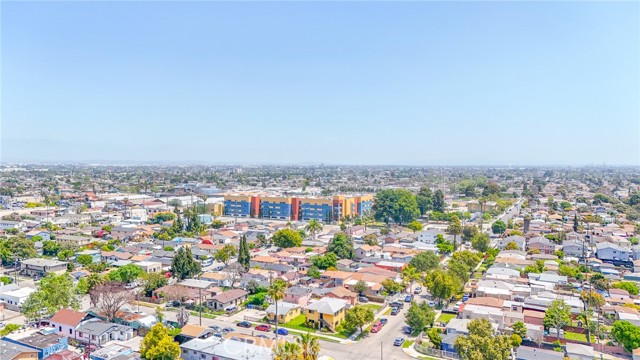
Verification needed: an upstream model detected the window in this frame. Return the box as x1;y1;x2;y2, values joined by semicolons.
69;328;72;334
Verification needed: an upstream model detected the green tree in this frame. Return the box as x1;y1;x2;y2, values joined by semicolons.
447;260;471;284
140;323;181;360
327;232;354;259
405;301;436;331
462;225;479;243
296;332;321;360
310;253;337;270
343;305;375;334
401;266;420;292
611;281;639;295
354;280;368;295
42;240;61;256
492;220;507;235
432;190;445;213
471;233;490;252
544;299;571;340
612;320;640;351
238;234;250;271
381;278;404;295
268;279;287;340
511;321;527;339
0;323;21;337
447;215;463;250
273;341;302;360
307;266;321;279
363;233;379;246
211;219;225;229
407;220;423;233
214;244;237;266
372;189;420;224
107;263;143;283
504;242;519;251
305;219;323;239
76;254;94;266
170;247;201;280
580;290;605;310
454;318;513;360
423;270;457;305
409;251;440;272
140;272;168;297
451;250;481;268
272;229;303;248
427;328;442;348
23;274;80;320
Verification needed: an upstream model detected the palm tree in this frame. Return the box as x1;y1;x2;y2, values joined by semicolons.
268;279;287;341
273;341;302;360
401;266;420;293
296;332;320;360
305;219;323;240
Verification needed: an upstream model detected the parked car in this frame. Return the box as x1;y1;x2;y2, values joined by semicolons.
208;325;221;332
404;295;413;302
414;287;422;294
393;337;405;346
403;326;412;335
212;332;222;338
225;305;237;313
237;321;251;328
124;282;138;289
222;327;235;333
390;307;400;316
391;301;404;309
274;328;289;336
255;324;271;332
379;318;388;326
256;334;269;339
370;322;383;333
427;301;436;307
358;296;369;303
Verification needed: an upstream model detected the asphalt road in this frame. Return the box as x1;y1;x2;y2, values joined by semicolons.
319;302;413;360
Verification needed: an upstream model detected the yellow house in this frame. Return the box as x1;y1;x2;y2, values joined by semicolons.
304;297;349;332
266;302;302;324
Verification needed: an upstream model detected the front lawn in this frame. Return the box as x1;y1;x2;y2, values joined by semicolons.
436;313;456;324
361;304;381;312
402;340;415;348
282;315;316;332
383;308;392;316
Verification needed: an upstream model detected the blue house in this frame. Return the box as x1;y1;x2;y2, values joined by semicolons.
3;328;68;359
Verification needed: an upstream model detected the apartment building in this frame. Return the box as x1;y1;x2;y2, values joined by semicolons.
222;193;373;222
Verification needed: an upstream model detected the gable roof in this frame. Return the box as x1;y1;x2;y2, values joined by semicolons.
210;289;248;303
50;309;88;327
305;297;348;314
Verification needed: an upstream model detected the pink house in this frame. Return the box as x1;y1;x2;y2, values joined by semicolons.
283;286;312;306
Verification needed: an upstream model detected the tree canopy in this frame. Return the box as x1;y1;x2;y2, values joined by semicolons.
612;320;640;352
343;305;375;334
170;247;201;280
372;189;420;224
140;323;181;360
471;233;490;252
272;229;303;248
23;274;80;320
454;318;513;360
327;232;354;259
409;251;440;272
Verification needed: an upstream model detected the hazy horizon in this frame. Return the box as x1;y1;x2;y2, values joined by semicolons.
2;1;639;166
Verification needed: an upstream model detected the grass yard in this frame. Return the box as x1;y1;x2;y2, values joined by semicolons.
436;313;456;324
361;304;382;312
283;315;317;332
383;308;392;316
565;331;595;343
402;340;415;348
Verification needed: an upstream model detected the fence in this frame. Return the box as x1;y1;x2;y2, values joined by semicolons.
414;342;460;360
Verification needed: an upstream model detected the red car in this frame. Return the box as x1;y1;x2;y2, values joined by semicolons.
255;324;271;332
370;322;383;333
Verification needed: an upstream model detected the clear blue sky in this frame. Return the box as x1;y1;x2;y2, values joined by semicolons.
2;1;638;165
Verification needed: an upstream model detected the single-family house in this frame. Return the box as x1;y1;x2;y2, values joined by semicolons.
283;286;312;307
596;242;632;262
207;289;248;311
527;237;555;254
266;302;302;324
20;258;68;277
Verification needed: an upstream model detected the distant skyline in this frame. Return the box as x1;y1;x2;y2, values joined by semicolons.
1;1;639;166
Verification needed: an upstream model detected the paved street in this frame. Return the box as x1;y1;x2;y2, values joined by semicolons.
319;303;413;360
